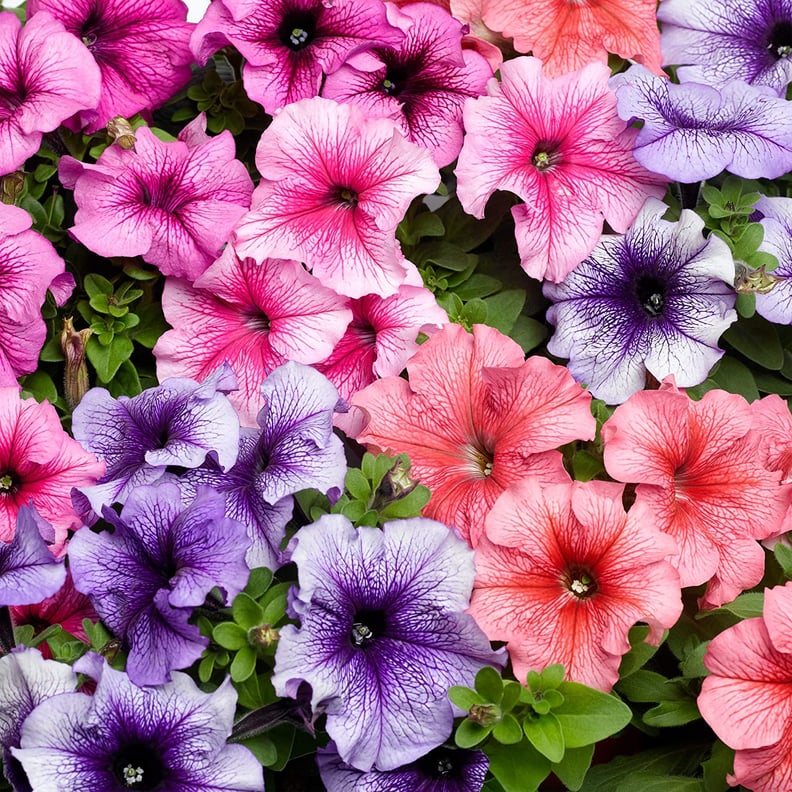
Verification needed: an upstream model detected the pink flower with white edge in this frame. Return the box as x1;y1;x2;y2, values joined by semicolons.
455;56;667;282
59;116;253;281
234;97;440;298
154;246;352;426
0;11;101;176
470;478;682;691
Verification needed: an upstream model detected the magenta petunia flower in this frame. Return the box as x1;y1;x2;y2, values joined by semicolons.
456;56;667;283
0;10;101;176
28;0;194;133
191;0;402;114
59;116;253;281
234;97;440;298
322;2;493;167
154;245;352;426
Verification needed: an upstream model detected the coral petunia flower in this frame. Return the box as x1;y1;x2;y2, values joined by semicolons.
350;323;596;547
480;0;663;78
470;479;682;691
456;57;667;283
602;382;792;608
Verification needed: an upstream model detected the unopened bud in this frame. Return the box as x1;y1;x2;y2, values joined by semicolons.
61;317;92;409
469;703;499;726
735;262;778;294
249;624;280;649
106;116;136;150
0;171;25;205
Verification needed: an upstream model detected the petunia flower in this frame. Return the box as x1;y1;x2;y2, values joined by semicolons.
322;2;493;167
470;479;681;691
234;97;440;298
754;195;792;324
658;0;792;96
350;323;595;547
191;0;402;114
0;10;101;176
543;198;737;404
611;65;792;182
0;387;104;550
480;0;662;77
59;115;254;281
602;382;792;608
272;514;503;771
154;246;352;426
13;659;264;791
456;56;667;283
28;0;194;133
68;482;251;685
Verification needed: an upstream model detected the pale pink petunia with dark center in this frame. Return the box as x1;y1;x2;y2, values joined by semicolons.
470;478;682;691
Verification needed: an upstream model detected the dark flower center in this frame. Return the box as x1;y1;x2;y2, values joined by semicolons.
531;141;562;172
80;10;104;51
0;472;18;495
334;186;359;208
278;11;317;50
111;741;166;790
768;20;792;58
382;64;412;96
416;748;462;779
467;438;494;478
247;312;271;333
563;565;598;600
635;275;666;317
350;609;386;647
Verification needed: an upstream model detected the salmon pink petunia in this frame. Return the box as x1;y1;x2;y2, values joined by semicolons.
350;323;595;547
602;383;792;608
455;57;667;283
470;479;682;691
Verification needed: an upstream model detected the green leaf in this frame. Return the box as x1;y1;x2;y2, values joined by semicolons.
454;718;490;749
239;734;278;766
481;289;526;335
709;356;759;401
20;371;58;404
723;315;784;370
414;241;476;272
492;713;523;745
702;741;734;792
508;315;547;354
378;485;431;519
86;334;134;383
454;274;502;300
699;591;764;620
679;640;709;679
449;685;485;711
735;291;756;318
486;737;551;792
522;712;565;762
551;743;595;791
198;653;216;683
83;273;114;299
501;681;522;713
475;665;504;703
398;211;445;246
539;664;565;690
642;698;701;728
553;681;632;748
460;297;488;326
245;567;273;599
615;775;703;792
618;625;661;678
776;542;792;578
230;645;257;682
617;670;686;704
213;622;247;651
107;359;142;398
345;468;371;502
233;593;265;630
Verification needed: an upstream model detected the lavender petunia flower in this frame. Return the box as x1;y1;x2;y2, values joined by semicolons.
544;198;737;404
318;742;489;791
72;365;240;514
68;482;251;686
181;361;347;569
272;514;504;772
754;195;792;324
13;659;264;792
658;0;792;95
612;65;792;182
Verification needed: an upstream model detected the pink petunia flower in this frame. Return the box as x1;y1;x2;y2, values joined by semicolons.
0;11;101;176
0;388;104;552
602;381;792;608
233;97;440;298
191;0;402;114
28;0;193;133
59;116;253;281
350;323;596;547
470;478;682;691
455;56;667;283
154;245;352;426
699;583;792;791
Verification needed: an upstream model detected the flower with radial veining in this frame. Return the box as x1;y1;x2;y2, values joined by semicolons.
191;0;402;114
318;742;489;792
59;115;253;281
68;482;251;685
272;515;504;771
456;56;667;283
470;478;682;691
154;246;352;426
351;323;595;548
72;365;240;514
658;0;792;95
611;65;792;182
543;199;737;404
181;361;347;569
753;195;792;324
322;2;492;167
28;0;193;133
0;387;103;550
13;658;264;791
0;11;101;176
602;381;792;608
234;97;440;298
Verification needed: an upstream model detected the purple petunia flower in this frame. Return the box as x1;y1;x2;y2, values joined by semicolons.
13;658;264;791
72;365;240;514
544;198;738;404
181;361;347;569
611;65;792;182
754;195;792;324
318;742;489;791
272;514;504;772
658;0;792;95
68;482;251;686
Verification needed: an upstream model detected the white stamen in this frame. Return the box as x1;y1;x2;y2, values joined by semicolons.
570;579;589;595
122;765;144;786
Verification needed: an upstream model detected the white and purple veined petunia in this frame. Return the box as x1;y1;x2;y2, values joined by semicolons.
544;198;738;404
754;195;792;324
271;514;504;772
13;657;265;791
